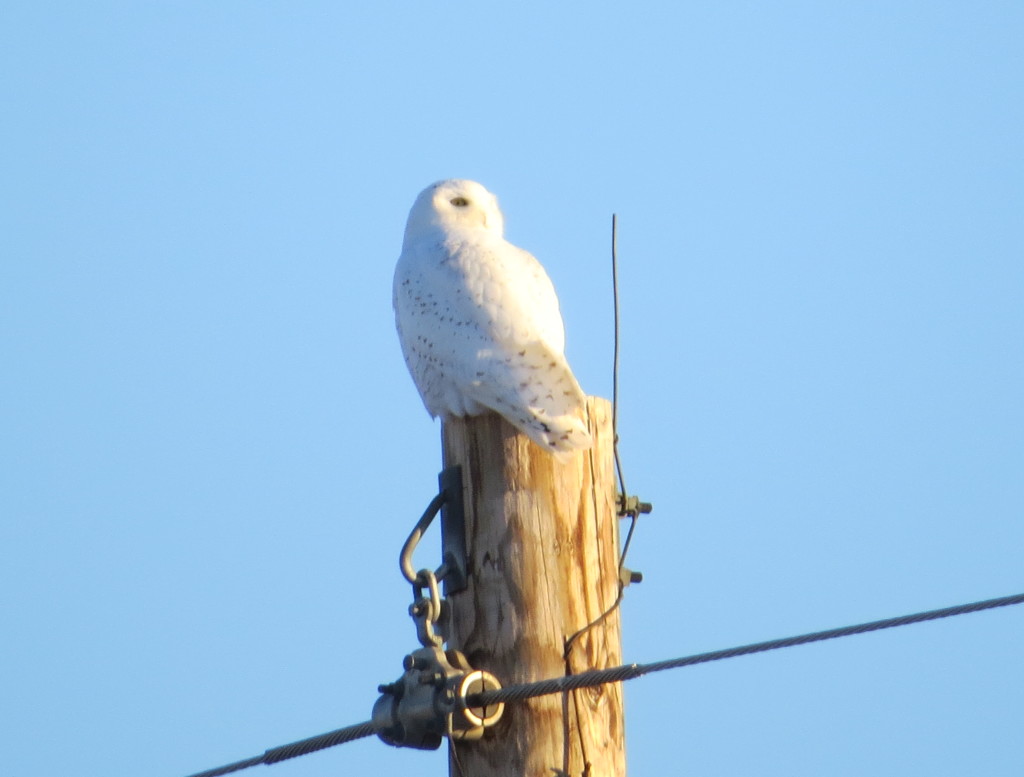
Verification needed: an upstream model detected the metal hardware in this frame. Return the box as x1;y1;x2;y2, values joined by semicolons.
616;493;653;518
376;467;500;750
410;569;445;648
438;466;467;595
399;466;467;596
619;567;643;587
372;646;504;750
616;494;650;583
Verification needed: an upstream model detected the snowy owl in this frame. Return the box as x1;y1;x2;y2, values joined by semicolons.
393;179;592;459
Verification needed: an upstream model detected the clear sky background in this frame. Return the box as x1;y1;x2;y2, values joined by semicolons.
2;3;1022;776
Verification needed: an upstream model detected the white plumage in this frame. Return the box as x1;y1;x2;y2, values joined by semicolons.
393;179;592;459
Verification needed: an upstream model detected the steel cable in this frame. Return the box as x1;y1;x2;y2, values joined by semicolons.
185;721;375;777
184;591;1023;777
468;591;1024;707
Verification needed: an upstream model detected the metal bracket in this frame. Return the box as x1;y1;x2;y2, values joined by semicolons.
438;466;467;596
399;466;468;596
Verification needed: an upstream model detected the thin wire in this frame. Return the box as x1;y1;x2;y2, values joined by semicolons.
448;738;467;777
569;679;592;775
609;213;643;575
610;213;627;502
563;585;625;658
470;591;1024;708
618;512;639;571
561;212;630;655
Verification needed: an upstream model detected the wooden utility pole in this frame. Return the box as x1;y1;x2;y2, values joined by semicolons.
442;396;625;777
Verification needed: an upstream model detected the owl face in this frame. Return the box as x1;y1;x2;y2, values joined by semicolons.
404;179;505;244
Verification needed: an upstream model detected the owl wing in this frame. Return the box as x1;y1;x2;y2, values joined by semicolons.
395;233;591;457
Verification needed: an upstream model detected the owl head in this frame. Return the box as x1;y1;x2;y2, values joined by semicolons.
403;179;506;245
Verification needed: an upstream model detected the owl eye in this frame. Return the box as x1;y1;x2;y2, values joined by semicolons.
450;197;469;207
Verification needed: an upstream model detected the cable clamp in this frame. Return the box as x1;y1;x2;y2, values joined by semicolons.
372;646;504;750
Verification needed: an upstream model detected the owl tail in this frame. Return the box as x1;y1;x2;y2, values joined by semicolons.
469;341;594;461
518;408;593;463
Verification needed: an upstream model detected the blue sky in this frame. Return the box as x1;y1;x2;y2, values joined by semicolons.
2;3;1022;776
